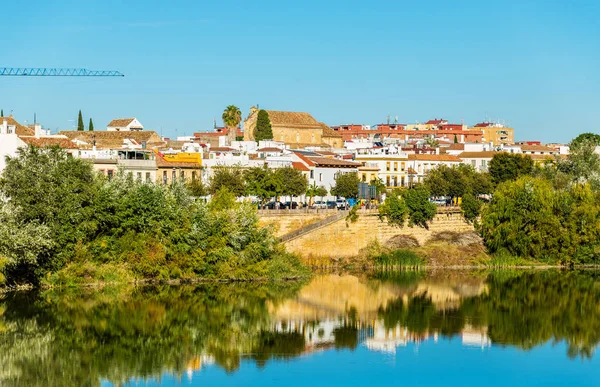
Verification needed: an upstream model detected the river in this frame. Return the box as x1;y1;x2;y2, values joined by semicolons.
0;270;598;386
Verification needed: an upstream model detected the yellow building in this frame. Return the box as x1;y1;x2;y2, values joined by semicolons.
156;152;202;184
469;123;514;145
243;107;343;148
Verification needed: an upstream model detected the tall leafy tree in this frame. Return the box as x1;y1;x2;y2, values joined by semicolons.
0;146;100;282
222;105;242;145
559;138;600;186
1;109;3;117
209;167;246;196
571;133;600;148
254;109;273;141
402;186;437;229
244;166;280;205
331;173;360;199
488;153;533;186
275;167;308;202
88;118;94;132
77;110;84;131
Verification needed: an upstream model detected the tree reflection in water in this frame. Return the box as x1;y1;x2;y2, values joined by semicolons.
0;270;598;386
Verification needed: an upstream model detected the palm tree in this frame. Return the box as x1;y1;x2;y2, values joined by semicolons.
222;105;242;145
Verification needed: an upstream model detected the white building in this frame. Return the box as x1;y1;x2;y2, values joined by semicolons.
106;118;144;131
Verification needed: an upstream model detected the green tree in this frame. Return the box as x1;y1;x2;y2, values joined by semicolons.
0;146;99;281
88;118;94;132
77;110;84;131
306;183;319;206
254;109;273;141
222;105;242;145
275;167;308;202
378;191;408;227
209;167;245;196
331;173;360;199
186;178;207;197
453;134;458;144
316;186;328;203
244;166;279;205
1;109;3;117
402;186;437;229
570;132;600;148
460;192;481;223
560;138;600;186
488;153;534;185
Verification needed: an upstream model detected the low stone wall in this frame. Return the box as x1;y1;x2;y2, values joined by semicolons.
282;209;474;258
258;209;339;238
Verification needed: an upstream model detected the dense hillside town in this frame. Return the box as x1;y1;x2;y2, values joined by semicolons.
0;107;570;203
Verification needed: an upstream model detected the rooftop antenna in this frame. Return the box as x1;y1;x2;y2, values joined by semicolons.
34;113;37;124
386;115;390;124
394;116;398;124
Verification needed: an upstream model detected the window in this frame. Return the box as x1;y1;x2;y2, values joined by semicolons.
137;172;142;181
172;170;176;183
401;162;405;171
386;176;390;186
362;173;367;182
180;170;185;181
393;162;398;171
319;173;323;182
192;171;197;181
401;176;405;186
310;170;314;179
471;160;476;167
107;170;114;180
146;172;151;182
386;162;390;172
163;171;168;184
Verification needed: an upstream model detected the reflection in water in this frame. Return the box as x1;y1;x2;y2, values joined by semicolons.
0;270;599;386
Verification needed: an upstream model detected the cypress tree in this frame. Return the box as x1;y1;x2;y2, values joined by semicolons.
89;118;94;131
1;109;3;117
77;110;84;131
254;109;273;141
453;134;458;144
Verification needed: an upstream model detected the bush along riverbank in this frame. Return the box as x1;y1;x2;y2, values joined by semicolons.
0;146;309;288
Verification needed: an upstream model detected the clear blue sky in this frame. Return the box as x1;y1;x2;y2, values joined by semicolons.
1;0;598;142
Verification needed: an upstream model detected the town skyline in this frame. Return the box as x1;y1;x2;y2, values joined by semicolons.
1;0;598;143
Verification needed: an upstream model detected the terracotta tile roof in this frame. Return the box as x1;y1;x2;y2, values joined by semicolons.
520;145;556;153
19;136;78;148
408;154;462;162
292;161;310;171
320;122;342;138
107;118;136;127
58;130;163;149
2;116;34;135
266;110;320;128
307;156;361;167
293;151;316;166
257;147;283;152
447;143;465;150
425;119;446;125
457;151;499;158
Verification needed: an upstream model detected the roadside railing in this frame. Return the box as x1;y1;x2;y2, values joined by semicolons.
279;211;348;243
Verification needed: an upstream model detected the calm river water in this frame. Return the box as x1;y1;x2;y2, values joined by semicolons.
1;270;599;386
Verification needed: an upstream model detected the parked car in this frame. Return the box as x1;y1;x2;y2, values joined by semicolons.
283;201;299;209
326;201;337;209
265;201;284;209
336;198;348;210
312;201;327;209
